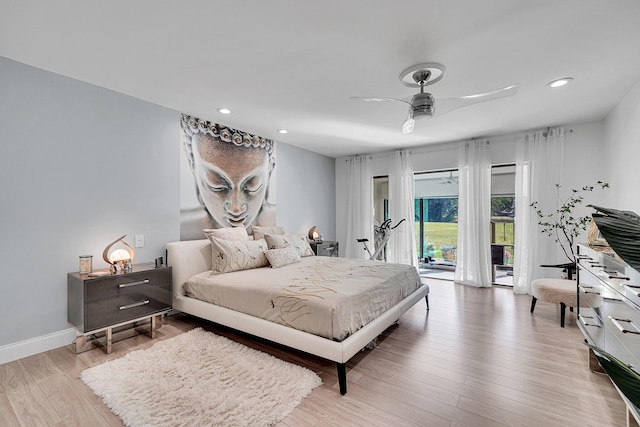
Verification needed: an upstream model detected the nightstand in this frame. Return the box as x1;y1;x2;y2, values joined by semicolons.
310;241;339;257
67;263;172;353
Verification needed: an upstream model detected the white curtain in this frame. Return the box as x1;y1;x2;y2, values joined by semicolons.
388;150;418;268
512;129;565;294
455;140;492;287
344;155;373;259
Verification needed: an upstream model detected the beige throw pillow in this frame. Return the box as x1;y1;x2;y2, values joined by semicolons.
264;247;301;268
251;225;285;241
203;227;251;241
209;237;269;274
264;234;315;257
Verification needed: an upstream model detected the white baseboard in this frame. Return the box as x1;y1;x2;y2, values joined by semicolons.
0;328;77;365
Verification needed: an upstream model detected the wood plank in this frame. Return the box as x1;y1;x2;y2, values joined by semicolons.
2;361;63;426
0;392;21;427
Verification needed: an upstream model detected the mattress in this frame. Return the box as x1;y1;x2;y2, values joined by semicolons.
183;256;421;341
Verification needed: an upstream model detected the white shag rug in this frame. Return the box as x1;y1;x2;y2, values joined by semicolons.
81;328;322;427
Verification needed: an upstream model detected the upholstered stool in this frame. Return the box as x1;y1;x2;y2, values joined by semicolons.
530;278;578;327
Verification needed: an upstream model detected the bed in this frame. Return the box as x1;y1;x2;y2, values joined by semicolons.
166;237;429;394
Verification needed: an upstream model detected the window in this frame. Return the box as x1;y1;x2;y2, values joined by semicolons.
491;165;515;285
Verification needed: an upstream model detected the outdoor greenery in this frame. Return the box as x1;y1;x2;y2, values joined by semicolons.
492;222;514;244
415;195;516;263
415;222;457;259
531;181;609;263
426;198;458;222
491;196;515;217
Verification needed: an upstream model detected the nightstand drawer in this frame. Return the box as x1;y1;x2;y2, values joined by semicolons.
85;292;170;331
86;269;169;301
311;241;339;257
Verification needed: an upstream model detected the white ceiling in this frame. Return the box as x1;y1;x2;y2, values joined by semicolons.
2;1;640;158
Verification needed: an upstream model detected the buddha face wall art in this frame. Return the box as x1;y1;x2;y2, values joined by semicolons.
179;113;277;240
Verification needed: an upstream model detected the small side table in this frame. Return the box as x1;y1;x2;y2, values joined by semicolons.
67;263;172;353
540;262;576;279
310;241;339;257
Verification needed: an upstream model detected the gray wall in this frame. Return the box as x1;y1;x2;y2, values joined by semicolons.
276;142;336;240
0;57;336;355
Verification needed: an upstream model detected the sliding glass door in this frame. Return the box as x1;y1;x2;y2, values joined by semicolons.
414;170;459;267
376;166;514;284
491;165;515;285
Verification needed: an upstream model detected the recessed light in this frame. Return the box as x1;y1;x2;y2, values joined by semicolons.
277;129;288;134
217;108;231;114
547;78;573;88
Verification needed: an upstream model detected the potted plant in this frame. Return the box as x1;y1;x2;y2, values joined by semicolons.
530;181;609;265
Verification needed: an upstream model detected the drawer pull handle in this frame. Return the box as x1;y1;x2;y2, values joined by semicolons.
578;255;592;260
609;275;630;280
578;285;601;295
119;279;150;288
119;300;150;310
579;314;601;327
609;316;640;334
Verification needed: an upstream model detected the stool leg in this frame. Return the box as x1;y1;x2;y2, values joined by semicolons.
560;302;566;328
530;296;537;313
425;295;429;310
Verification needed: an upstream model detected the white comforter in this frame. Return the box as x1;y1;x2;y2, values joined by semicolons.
183;256;421;341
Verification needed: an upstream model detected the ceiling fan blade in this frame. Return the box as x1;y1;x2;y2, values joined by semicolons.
349;96;410;104
402;114;415;135
434;83;520;117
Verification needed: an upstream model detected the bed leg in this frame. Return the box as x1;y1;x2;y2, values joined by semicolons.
425;295;429;310
337;363;347;395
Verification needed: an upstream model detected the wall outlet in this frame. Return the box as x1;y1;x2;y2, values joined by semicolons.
134;234;145;248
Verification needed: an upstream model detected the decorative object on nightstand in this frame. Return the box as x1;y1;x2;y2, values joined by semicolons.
68;263;172;353
311;240;339;257
308;226;323;243
79;255;93;274
103;235;135;273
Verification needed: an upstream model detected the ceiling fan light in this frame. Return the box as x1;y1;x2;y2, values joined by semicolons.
410;92;435;119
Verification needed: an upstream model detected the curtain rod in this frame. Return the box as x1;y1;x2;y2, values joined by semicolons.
343;126;574;161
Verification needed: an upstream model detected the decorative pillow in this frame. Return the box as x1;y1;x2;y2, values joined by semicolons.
203;227;251;241
264;233;315;257
264;247;301;269
209;237;269;274
251;225;285;241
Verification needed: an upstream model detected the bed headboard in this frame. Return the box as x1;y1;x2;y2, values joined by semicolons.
165;239;212;297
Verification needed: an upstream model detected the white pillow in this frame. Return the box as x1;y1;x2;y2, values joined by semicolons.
209;237;269;274
203;227;251;241
251;225;285;241
264;233;315;257
264;247;301;268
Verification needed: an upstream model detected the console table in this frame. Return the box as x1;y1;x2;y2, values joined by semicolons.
577;244;640;426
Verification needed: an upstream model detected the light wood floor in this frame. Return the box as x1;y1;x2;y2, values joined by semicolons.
0;279;627;427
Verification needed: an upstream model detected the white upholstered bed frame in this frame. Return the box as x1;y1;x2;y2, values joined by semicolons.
166;239;429;394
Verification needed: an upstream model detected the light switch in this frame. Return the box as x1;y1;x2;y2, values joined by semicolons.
134;235;145;248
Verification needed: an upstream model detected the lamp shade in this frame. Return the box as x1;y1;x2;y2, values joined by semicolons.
308;226;320;240
108;248;131;263
102;235;135;270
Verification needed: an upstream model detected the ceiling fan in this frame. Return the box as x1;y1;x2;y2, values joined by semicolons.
439;171;458;185
350;63;520;135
